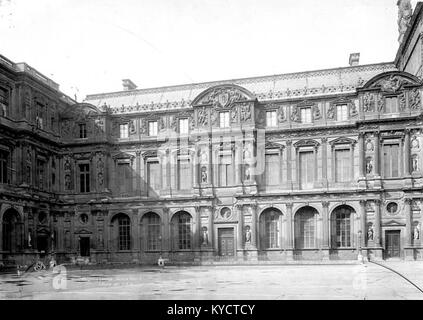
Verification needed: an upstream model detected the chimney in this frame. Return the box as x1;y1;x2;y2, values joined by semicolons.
122;79;137;91
349;53;360;67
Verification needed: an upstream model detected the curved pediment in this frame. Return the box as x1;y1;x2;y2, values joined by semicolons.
362;71;421;92
293;139;320;148
61;103;102;120
192;84;255;108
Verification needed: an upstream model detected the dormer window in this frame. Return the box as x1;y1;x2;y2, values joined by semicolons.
336;105;348;121
79;123;87;139
120;123;129;138
300;107;312;124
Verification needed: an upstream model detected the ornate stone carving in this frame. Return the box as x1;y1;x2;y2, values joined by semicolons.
239;103;252;122
397;0;413;45
158;117;166;132
140;118;147;134
313;105;321;120
363;93;375;112
290;106;300;122
230;107;238;123
399;92;406;110
197;107;208;127
198;87;249;108
409;88;421;110
377;93;384;111
277;106;286;123
211;109;218;126
327;105;335;120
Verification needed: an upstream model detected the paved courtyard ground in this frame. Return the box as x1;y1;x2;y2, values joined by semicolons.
1;261;423;300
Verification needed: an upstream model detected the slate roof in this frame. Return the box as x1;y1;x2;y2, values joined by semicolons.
84;62;397;114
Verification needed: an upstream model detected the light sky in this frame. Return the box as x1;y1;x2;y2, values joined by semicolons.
0;0;417;101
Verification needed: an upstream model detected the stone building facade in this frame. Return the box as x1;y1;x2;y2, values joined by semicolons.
1;2;423;265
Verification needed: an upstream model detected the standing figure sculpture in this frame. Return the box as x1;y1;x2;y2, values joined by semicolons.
397;0;413;44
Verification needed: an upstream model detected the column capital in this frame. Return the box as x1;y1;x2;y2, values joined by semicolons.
404;198;413;205
374;199;382;206
285;203;294;210
322;201;330;208
359;200;367;207
321;137;328;144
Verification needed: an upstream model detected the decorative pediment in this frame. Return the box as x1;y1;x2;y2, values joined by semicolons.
192;85;254;108
112;151;135;160
293;139;320;148
329;137;357;146
362;71;421;93
142;150;157;159
61;103;102;120
382;220;405;227
265;141;284;150
74;229;92;235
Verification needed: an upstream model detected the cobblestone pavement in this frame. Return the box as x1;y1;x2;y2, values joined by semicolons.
1;261;423;300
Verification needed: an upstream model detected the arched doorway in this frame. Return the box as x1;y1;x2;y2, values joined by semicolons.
2;208;21;253
259;208;283;249
294;206;318;249
330;205;355;248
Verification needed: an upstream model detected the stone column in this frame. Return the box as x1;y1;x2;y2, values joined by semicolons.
286;203;294;260
374;132;380;176
235;141;242;185
404;130;411;177
135;151;141;195
237;205;244;253
322;138;328;188
358;133;365;178
286;140;292;189
405;198;412;247
251;204;258;249
374;200;381;247
359;200;367;248
207;207;214;251
162;208;170;253
195;206;201;250
322;201;330;249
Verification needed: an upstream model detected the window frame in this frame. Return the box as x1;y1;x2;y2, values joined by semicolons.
382;140;402;179
336;104;349;122
219;111;230;128
148;120;158;136
178;118;189;135
300;107;312;124
266;110;277;128
295;209;317;249
79;123;87;139
78;162;90;193
117;215;131;251
119;123;129;139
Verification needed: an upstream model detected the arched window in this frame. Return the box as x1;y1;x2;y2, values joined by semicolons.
112;213;131;251
172;211;192;250
2;209;21;252
295;207;317;249
331;206;353;248
260;209;282;249
143;212;161;251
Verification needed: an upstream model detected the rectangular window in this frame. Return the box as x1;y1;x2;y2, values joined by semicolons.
265;154;279;186
300;107;312;124
299;151;314;188
148;121;158;136
385;97;398;113
147;215;161;251
266;111;277;127
79;163;90;193
118;217;131;251
336;105;348;121
335;149;350;182
120;124;129;138
178;159;191;190
79;123;87;139
219;112;230;128
219;154;233;186
383;144;400;178
117;162;132;195
179;118;189;135
147;161;160;195
0;150;8;184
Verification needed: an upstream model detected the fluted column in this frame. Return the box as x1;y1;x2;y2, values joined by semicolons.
405;198;412;247
251;204;258;249
235;141;242;185
374;200;381;247
359;200;367;247
374;132;380;176
207;207;214;250
322;138;328;187
237;205;243;251
286;203;293;249
358;133;365;178
404;129;411;177
286;140;292;189
322;201;330;248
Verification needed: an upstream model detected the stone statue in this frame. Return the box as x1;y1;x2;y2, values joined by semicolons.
64;159;71;171
65;174;72;190
412;155;419;172
277;106;286;123
366;158;373;174
397;0;413;44
245;226;252;243
98;172;104;186
290;107;300;122
201;166;207;183
367;225;374;241
201;227;208;245
244;164;251;181
414;224;420;240
327;105;335;120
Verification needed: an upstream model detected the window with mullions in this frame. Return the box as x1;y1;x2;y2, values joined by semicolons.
295;208;317;249
173;212;191;250
335;149;350;182
118;215;131;251
144;212;161;251
79;123;87;139
148;121;158;136
219;112;230;128
334;211;351;248
0;150;8;184
219;154;233;186
178;159;191;190
120;124;129;138
383;144;400;178
300;107;312;124
385;97;398;113
265;153;279;186
336;105;348;121
79;163;90;193
266;111;277;127
261;210;281;249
